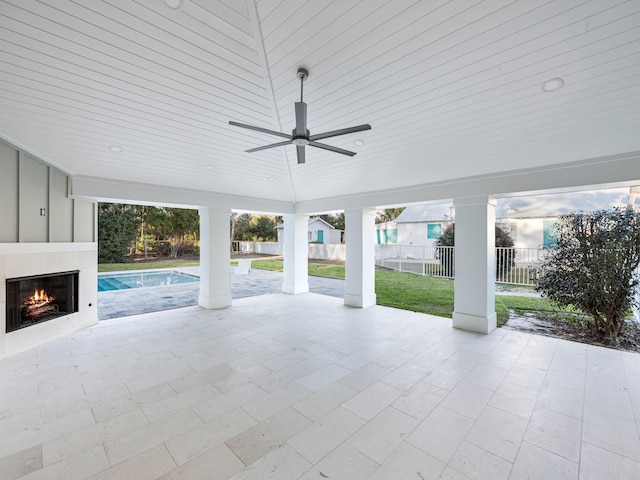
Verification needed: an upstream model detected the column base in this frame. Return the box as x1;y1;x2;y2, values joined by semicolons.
282;282;309;294
452;311;496;334
344;293;377;308
198;293;232;310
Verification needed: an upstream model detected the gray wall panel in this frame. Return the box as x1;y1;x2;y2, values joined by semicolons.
1;139;96;244
19;154;49;242
51;170;73;242
74;199;95;242
0;142;19;242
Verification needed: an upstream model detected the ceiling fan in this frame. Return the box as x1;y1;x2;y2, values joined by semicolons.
229;68;371;164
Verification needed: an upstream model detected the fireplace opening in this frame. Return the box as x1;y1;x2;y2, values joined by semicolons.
6;271;79;333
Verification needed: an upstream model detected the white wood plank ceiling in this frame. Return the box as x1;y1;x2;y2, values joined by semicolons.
1;0;640;206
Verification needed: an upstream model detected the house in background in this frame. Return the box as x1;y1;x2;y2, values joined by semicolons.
378;188;638;250
277;217;343;244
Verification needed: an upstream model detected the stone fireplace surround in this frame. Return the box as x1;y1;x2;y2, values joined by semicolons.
0;243;97;359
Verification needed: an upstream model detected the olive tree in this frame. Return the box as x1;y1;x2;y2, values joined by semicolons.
535;208;640;344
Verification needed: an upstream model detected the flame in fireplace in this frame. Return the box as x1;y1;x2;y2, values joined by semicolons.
26;288;55;307
22;289;58;318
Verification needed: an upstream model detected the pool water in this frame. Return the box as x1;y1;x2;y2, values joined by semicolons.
98;270;199;292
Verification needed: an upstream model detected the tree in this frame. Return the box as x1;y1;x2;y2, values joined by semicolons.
147;207;200;258
231;214;279;242
320;213;345;231
247;215;278;241
535;208;640;344
376;208;405;224
435;223;515;277
98;203;137;263
231;213;252;242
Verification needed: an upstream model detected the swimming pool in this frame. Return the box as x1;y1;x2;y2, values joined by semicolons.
98;270;199;292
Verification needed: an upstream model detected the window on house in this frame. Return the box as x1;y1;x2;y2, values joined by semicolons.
427;223;442;239
543;220;558;248
308;231;312;242
384;229;397;243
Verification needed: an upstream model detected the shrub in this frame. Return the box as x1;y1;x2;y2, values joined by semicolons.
435;223;515;277
535;208;640;344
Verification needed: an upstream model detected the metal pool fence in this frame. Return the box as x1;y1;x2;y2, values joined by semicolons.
375;245;543;286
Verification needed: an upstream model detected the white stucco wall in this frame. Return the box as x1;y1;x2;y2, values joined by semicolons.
381;218;553;251
397;222;446;248
277;220;343;244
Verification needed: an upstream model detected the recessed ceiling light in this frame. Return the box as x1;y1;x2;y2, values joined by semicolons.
542;78;564;92
354;139;365;146
165;0;182;8
108;145;123;153
205;165;215;170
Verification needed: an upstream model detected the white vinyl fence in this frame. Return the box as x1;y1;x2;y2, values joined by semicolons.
375;244;543;286
233;241;282;255
234;241;544;286
232;241;346;261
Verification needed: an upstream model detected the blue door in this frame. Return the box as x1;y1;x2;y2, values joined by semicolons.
317;230;324;243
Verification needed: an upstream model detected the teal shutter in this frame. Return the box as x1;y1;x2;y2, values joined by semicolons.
427;223;442;239
543;220;558;248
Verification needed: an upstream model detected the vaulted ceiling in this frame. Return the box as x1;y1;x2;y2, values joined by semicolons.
1;0;640;210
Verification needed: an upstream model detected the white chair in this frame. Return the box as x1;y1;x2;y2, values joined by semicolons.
235;259;252;274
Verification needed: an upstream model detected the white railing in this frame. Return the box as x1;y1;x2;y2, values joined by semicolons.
233;241;544;286
375;245;455;278
495;247;542;285
635;266;640;322
375;244;543;286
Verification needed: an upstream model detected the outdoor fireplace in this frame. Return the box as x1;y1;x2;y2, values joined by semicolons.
5;271;79;333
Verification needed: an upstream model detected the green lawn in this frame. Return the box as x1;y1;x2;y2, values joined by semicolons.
100;258;568;326
98;260;200;272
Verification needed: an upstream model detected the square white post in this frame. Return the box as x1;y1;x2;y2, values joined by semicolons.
344;207;376;308
198;207;232;309
282;214;309;294
452;196;496;334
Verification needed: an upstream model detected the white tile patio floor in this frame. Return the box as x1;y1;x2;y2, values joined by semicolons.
1;293;640;479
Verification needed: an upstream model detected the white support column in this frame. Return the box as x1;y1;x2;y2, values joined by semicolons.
344;208;377;308
282;214;309;294
452;196;496;334
198;207;232;309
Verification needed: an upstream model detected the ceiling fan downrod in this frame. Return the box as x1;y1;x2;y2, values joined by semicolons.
298;68;308;102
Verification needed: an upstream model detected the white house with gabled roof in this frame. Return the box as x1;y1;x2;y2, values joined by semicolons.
379;188;638;250
276;217;343;244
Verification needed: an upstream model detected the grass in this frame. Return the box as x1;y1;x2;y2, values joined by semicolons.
99;258;571;326
98;260;199;272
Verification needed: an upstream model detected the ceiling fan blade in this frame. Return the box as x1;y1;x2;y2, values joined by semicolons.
246;140;292;153
309;141;357;157
296;145;305;164
294;102;307;137
229;121;291;140
309;124;371;141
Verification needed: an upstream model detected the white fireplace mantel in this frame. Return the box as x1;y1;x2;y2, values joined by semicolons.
0;242;98;359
